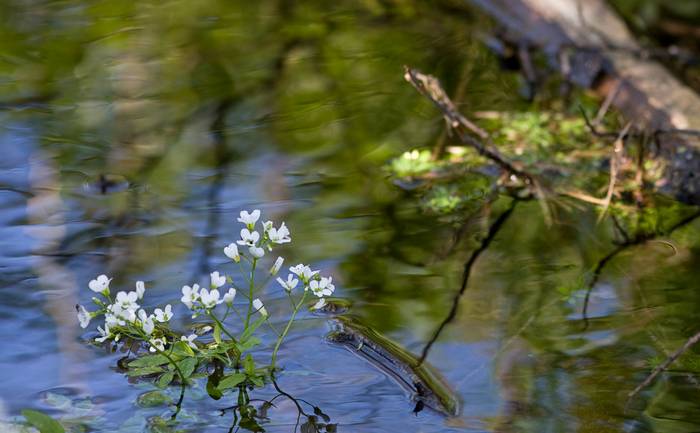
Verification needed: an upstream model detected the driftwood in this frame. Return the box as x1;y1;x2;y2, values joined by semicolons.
326;315;460;416
469;0;700;205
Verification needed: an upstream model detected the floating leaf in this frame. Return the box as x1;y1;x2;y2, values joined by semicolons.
21;409;65;433
136;391;172;408
128;354;169;368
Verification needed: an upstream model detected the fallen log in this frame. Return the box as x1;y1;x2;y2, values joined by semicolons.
469;0;700;205
326;315;460;416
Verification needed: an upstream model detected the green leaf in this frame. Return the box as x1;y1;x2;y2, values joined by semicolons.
172;341;195;357
125;366;165;376
206;375;223;400
213;323;222;345
241;316;266;342
243;354;255;376
128;354;169;368
217;373;246;390
236;336;261;352
177;357;197;379
156;372;175;388
250;375;264;388
136;390;172;408
22;409;65;433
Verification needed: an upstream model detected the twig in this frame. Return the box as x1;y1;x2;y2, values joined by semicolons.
628;329;700;400
404;66;551;224
598;122;632;223
593;81;621;126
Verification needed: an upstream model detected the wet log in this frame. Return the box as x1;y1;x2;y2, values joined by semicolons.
326;315;460;416
469;0;700;205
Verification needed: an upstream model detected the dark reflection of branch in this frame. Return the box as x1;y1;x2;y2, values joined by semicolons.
0;93;56;109
191;98;236;281
419;199;518;364
581;209;700;329
218;376;335;433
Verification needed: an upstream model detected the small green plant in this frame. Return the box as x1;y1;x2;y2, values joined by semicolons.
76;209;335;419
389;149;436;178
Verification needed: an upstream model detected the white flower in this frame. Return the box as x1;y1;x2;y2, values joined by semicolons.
277;274;299;292
224;243;240;262
200;288;221;309
181;334;198;349
149;337;166;353
95;325;110;343
237;229;260;247
110;304;137;323
105;313;123;327
311;298;327;310
135;281;145;299
290;264;317;283
270;257;284;275
77;305;91;328
262;220;274;234
138;309;155;335
88;274;112;294
252;298;268;317
310;277;335;297
268;222;291;244
249;246;265;258
154;304;173;322
210;271;226;289
237;209;261;229
223;288;236;304
110;291;139;322
181;284;200;309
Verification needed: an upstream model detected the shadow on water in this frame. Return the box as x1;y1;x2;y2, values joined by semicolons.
1;1;700;432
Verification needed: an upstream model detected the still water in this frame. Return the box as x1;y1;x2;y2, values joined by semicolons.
1;1;700;432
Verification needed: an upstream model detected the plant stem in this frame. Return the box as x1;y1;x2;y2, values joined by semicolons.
271;291;308;367
207;310;238;342
244;258;257;328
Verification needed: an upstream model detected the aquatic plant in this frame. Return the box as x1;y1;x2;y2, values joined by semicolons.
75;209;335;416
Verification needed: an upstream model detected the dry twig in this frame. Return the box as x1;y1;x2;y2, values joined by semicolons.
403;66;552;223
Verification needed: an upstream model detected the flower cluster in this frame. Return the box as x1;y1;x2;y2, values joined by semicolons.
278;264;335;310
76;276;182;352
223;209;291;260
180;271;237;313
76;208;336;380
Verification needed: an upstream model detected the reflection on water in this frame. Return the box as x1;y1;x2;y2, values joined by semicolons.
1;1;700;432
